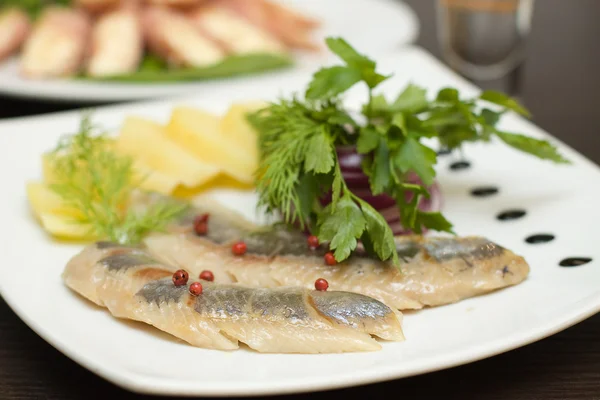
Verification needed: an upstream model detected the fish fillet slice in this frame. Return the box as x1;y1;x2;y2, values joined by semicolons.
142;6;225;68
165;283;383;353
116;278;239;350
0;8;30;62
87;8;143;77
189;6;285;55
64;242;239;349
63;241;129;306
143;197;530;310
20;7;90;78
64;242;404;353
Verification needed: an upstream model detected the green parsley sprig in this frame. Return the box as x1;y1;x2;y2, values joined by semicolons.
49;114;188;244
249;37;570;267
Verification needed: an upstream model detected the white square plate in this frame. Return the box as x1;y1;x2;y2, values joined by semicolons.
0;46;598;397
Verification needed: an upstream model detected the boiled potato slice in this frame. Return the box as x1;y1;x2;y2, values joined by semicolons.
172;173;255;198
26;181;80;217
117;116;219;188
166;107;256;184
27;181;92;239
219;101;266;161
132;160;181;195
39;214;94;240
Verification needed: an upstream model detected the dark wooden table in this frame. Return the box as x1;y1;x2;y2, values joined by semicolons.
1;1;599;399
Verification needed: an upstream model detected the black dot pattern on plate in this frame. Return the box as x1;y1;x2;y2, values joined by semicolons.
449;161;471;170
470;186;499;197
525;234;555;244
437;148;452;156
496;209;526;221
559;257;592;267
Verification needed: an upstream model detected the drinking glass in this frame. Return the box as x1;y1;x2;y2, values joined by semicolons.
436;0;535;82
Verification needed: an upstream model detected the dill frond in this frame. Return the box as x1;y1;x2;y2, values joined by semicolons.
47;113;188;244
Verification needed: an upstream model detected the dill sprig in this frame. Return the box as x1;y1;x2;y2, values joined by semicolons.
250;98;354;228
48;114;188;244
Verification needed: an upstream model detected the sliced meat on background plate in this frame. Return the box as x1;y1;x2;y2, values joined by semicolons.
20;7;91;78
142;6;226;68
189;5;285;55
221;0;321;51
0;8;30;62
87;7;143;77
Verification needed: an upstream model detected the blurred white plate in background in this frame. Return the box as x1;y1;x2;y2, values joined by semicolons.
0;0;419;103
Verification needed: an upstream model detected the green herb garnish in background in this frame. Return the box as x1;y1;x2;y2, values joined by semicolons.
48;114;188;244
83;53;294;83
2;0;70;17
249;37;570;267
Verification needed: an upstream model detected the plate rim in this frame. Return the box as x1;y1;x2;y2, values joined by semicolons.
2;281;598;397
1;44;600;397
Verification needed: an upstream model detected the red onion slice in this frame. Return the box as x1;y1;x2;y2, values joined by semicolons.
335;147;444;235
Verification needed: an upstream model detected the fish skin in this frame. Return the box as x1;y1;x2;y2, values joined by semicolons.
0;8;30;62
62;243;154;306
309;291;404;341
142;6;225;68
63;242;403;353
144;197;530;310
87;8;143;77
20;7;91;78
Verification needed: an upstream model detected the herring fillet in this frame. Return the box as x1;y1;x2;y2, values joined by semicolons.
144;198;531;311
63;242;404;353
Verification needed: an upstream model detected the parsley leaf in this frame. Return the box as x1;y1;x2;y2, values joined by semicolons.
370;140;392;195
331;161;344;210
305;66;362;100
436;88;459;103
356;126;380;154
325;37;376;70
318;196;366;261
391;113;407;134
363;94;390;119
325;37;389;89
495;131;571;163
480;90;531;117
391;84;428;112
480;108;502;127
357;198;399;265
416;211;454;234
393;137;438;186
